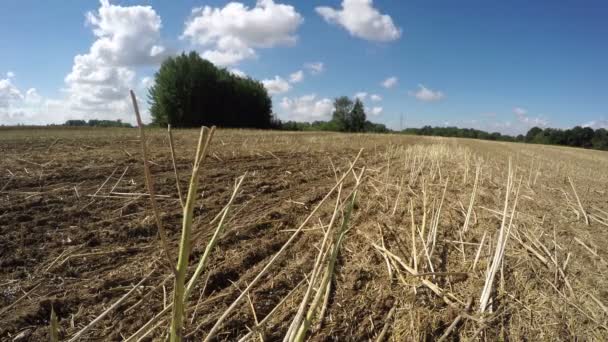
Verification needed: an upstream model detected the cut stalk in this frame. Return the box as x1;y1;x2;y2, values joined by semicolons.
168;124;184;207
50;307;59;342
293;187;360;342
130;90;174;271
568;176;589;225
203;150;363;342
170;126;216;341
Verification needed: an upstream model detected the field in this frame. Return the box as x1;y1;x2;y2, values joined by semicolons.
1;127;607;341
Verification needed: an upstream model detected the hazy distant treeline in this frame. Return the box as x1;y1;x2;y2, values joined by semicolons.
401;125;608;151
63;119;132;128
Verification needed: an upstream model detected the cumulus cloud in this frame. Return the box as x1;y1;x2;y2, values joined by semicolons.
304;62;324;75
289;70;304;83
279;94;334;121
410;84;444;102
229;68;247;78
381;76;397;89
84;0;166;66
6;71;15;79
370;94;382;102
513;107;548;127
369;106;383;116
0;75;68;125
25;88;42;104
354;92;368;100
316;0;401;42
182;0;303;66
0;77;23;108
62;0;165;121
262;76;291;95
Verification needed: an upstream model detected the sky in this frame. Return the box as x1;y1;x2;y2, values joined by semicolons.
1;0;607;134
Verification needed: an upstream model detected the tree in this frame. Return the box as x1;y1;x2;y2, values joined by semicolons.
525;127;543;142
592;128;608;150
331;96;354;131
349;99;366;132
148;51;272;128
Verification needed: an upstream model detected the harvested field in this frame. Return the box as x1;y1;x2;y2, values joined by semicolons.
1;127;607;341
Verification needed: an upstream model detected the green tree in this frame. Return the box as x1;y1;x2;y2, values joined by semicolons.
331;96;354;131
148;51;272;128
592;128;608;150
349;99;366;132
525;127;543;142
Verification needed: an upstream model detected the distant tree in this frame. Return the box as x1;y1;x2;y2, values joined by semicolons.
149;51;272;128
349;99;366;132
363;121;388;133
331;96;354;131
65;120;87;126
592;128;608;150
525;127;543;142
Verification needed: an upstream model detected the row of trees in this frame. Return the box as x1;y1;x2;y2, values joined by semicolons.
149;52;273;128
64;119;132;128
525;126;608;150
279;96;389;133
403;126;518;142
401;125;608;151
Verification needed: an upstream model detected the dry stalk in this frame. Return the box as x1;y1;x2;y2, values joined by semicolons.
479;160;522;313
67;269;155;341
168;124;184;207
130;90;175;271
462;163;481;233
568;176;589;225
202;149;363;342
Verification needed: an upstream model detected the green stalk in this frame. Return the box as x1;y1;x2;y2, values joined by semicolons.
170;126;215;342
185;174;246;299
50;306;59;342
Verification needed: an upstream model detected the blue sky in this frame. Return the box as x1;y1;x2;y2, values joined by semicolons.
1;0;607;133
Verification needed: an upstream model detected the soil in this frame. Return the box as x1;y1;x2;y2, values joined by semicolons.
1;128;607;341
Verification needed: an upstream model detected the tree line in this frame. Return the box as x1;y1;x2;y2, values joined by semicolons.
524;126;608;150
401;125;608;151
63;119;132;128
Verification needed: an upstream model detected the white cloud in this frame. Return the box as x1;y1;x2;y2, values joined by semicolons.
0;76;69;125
229;68;247;77
279;94;334;121
513;107;548;127
140;76;155;90
6;71;15;79
370;106;383;116
84;0;166;66
582;119;608;129
381;76;397;89
25;88;42;104
62;0;165;122
514;107;527;116
304;62;324;75
289;70;304;83
182;0;303;66
410;84;444;102
262;76;291;95
0;77;23;108
370;94;382;102
316;0;401;42
354;92;368;100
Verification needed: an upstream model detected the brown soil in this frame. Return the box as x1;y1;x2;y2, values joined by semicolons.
1;128;607;341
